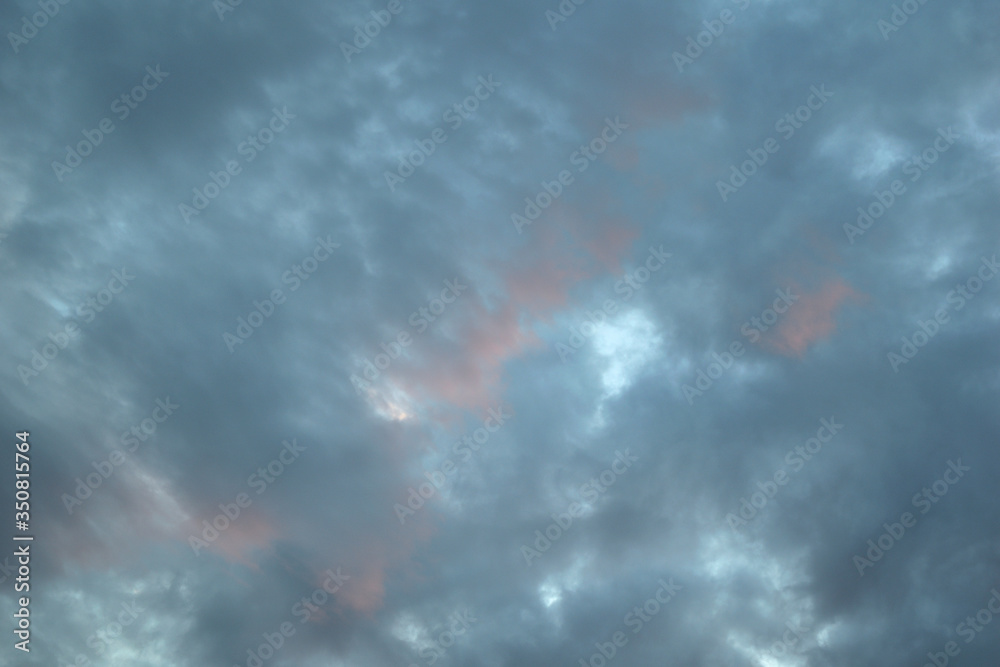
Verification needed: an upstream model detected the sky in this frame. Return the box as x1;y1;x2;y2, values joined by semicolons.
1;0;1000;665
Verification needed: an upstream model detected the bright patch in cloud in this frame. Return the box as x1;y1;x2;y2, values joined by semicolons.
592;309;662;398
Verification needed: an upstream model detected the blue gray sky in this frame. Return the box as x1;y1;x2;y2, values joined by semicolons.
2;0;1000;665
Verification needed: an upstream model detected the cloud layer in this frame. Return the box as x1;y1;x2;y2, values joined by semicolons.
2;0;1000;665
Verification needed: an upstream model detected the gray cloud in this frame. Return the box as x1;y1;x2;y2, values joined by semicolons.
2;0;1000;665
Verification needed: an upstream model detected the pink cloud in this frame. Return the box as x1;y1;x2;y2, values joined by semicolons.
385;211;640;412
765;279;865;357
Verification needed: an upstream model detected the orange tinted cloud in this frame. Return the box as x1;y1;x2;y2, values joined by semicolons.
765;279;864;357
618;76;712;130
337;558;387;618
557;208;641;274
386;210;640;412
184;512;277;570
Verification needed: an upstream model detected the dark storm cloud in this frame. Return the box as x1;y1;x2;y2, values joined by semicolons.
2;0;999;665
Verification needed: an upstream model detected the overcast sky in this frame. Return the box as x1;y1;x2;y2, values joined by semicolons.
2;0;1000;665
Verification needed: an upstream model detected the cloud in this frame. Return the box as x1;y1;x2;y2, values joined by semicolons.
3;0;1000;665
766;278;866;356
